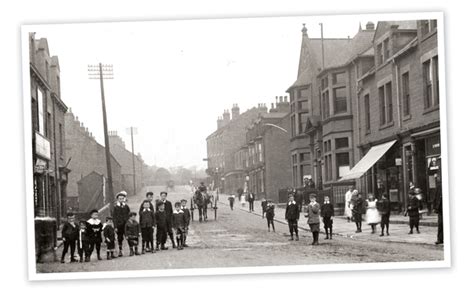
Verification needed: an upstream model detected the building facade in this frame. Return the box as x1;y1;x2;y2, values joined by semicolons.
29;33;69;221
345;20;441;211
288;20;441;211
108;131;146;195
206;104;267;194
243;98;291;200
64;111;122;212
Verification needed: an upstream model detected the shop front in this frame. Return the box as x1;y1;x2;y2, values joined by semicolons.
411;129;441;214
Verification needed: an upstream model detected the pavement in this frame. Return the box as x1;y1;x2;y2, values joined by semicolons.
37;186;443;273
219;194;441;246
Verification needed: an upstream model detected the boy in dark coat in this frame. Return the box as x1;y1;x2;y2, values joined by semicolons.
265;200;275;232
172;202;186;250
352;193;364;233
261;197;268;219
103;217;116;260
181;199;191;247
77;220;89;262
157;191;176;248
139;200;155;254
285;194;300;241
377;193;391;236
85;209;103;262
61;212;79;263
124;212;141;256
406;191;421;234
321;196;335;240
154;201;168;250
112;192;130;257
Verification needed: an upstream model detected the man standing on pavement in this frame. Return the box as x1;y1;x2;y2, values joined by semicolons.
248;192;255;212
433;174;443;244
285;194;300;241
158;191;176;248
112;191;130;257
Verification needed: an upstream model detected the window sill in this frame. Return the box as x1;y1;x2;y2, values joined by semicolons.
403;114;412;122
365;130;371;135
423;105;440;115
379;121;394;131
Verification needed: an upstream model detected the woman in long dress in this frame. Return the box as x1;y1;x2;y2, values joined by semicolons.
366;193;381;234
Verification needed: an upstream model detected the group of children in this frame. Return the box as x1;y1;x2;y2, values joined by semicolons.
59;191;191;264
259;194;335;246
346;186;424;236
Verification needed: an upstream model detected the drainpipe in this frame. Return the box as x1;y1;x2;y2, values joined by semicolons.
393;59;402;129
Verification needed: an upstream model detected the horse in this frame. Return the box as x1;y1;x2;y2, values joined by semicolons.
193;190;206;222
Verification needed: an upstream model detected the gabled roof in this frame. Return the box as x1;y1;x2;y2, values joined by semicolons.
316;29;376;75
289;37;351;90
374;20;417;41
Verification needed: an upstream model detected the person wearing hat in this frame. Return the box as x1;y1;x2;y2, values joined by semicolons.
112;191;130;257
154;200;168;250
181;199;191;247
305;194;321;245
285;194;300;241
406;189;422;234
157;192;176;248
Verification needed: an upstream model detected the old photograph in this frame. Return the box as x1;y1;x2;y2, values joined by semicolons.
22;12;449;280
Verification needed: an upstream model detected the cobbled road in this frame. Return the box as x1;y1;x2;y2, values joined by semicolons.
37;186;444;273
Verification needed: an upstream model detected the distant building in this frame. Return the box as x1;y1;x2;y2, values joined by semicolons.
64;111;122;212
29;33;69;220
240;98;292;200
108;131;146;195
206;104;268;194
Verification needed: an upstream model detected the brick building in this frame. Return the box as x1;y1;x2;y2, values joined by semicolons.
64;111;122;212
341;20;441;211
241;97;292;200
29;33;69;221
108;131;146;195
206;104;267;194
287;24;353;190
287;20;441;211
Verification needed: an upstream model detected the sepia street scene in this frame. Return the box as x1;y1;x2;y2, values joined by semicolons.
26;15;445;274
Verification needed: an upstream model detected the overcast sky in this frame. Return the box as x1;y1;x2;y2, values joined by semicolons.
26;14;389;169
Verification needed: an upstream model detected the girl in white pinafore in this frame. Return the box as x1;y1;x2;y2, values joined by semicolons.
365;193;381;234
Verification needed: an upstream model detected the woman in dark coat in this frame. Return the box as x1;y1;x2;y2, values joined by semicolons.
305;194;321;245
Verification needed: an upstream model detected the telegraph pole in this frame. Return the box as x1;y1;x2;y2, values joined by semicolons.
127;127;137;195
88;63;115;205
319;23;325;69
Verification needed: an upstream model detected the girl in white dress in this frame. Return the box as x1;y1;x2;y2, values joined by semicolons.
344;187;354;222
365;193;381;234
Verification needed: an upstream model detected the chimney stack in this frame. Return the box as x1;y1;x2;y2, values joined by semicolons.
231;104;240;120
223;109;231;124
217;116;224;129
366;21;375;30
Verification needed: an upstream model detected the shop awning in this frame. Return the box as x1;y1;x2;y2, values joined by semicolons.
338;140;397;181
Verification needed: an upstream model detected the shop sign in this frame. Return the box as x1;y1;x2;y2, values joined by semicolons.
425;135;441;156
35;133;51;160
